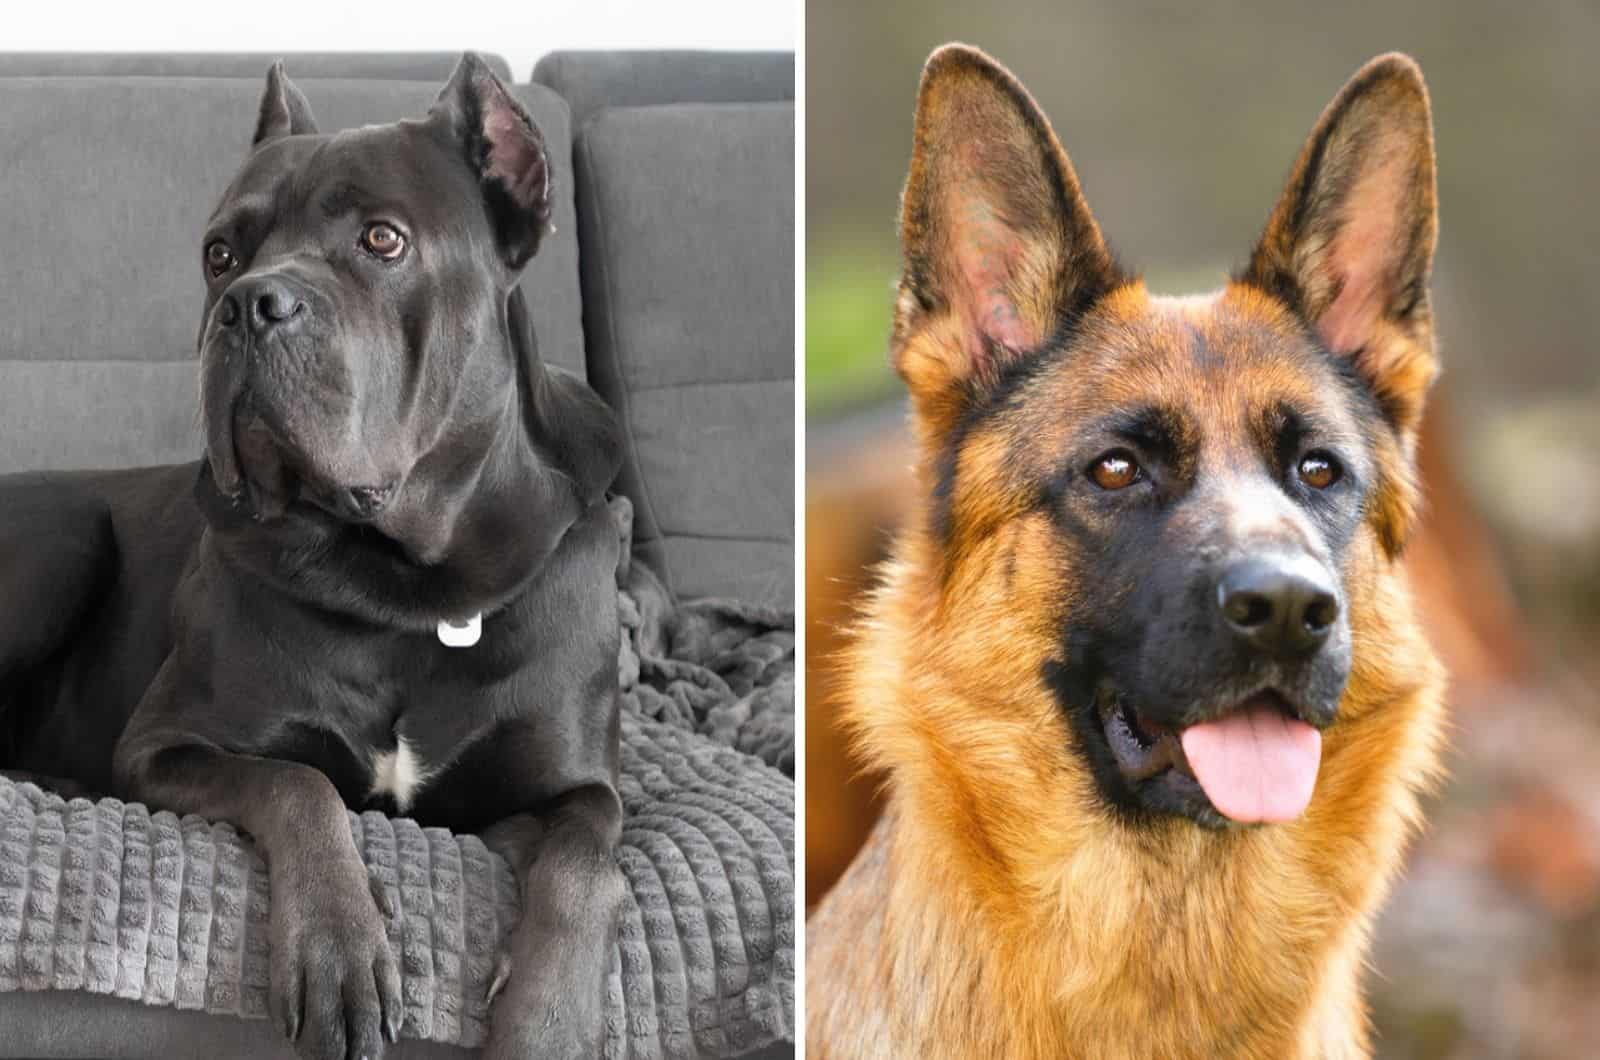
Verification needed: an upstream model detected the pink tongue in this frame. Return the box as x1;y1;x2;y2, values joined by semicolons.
1179;699;1322;824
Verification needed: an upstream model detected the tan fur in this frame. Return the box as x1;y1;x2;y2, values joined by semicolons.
807;46;1447;1059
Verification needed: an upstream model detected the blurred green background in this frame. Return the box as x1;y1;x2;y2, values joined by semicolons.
807;3;1600;1057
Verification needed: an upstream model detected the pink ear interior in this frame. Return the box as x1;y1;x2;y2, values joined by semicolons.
481;98;546;210
952;218;1037;360
943;169;1044;368
1315;142;1414;355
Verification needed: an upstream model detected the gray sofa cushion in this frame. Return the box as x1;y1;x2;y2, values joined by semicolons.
532;50;793;124
0;52;512;82
575;103;794;607
0;76;582;473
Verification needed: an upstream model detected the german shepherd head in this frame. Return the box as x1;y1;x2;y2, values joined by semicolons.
864;45;1443;831
812;47;1451;1057
814;45;1449;1058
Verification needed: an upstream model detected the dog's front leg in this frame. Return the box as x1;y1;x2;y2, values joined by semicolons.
115;698;402;1060
480;783;626;1060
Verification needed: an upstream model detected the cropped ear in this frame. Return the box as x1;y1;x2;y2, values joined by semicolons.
1242;53;1438;438
430;52;553;270
252;61;318;145
894;44;1126;426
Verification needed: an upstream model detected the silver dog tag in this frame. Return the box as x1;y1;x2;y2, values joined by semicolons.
437;613;482;648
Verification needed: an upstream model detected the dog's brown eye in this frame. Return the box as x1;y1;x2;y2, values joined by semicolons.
361;222;406;260
1089;450;1142;491
205;241;236;277
1298;451;1342;490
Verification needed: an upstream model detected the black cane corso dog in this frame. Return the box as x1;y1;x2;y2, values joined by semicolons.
0;54;625;1060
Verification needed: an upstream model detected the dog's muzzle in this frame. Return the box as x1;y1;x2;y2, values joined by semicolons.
1086;549;1349;828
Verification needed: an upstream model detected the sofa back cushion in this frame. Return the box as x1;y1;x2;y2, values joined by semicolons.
532;50;793;125
0;76;581;472
575;102;794;607
0;52;513;82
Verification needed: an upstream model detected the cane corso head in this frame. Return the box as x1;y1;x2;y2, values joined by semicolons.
196;54;617;565
888;46;1438;830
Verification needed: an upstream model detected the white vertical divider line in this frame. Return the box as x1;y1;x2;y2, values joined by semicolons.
791;0;808;1049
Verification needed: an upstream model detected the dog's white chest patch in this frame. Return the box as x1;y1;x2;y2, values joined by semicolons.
369;737;432;812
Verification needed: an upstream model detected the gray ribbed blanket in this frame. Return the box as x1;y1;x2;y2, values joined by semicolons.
0;498;794;1058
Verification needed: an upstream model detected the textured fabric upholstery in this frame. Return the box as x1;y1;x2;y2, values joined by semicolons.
575;103;794;606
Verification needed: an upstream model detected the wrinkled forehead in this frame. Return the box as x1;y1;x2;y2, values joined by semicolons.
207;120;477;233
989;284;1376;468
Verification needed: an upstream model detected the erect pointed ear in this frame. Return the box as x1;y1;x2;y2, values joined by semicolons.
1242;53;1439;438
252;61;318;146
430;52;553;270
893;44;1126;425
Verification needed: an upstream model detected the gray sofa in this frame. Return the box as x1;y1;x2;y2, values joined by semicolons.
0;51;793;1058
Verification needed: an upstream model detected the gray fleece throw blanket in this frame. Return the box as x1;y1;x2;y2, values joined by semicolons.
0;497;795;1058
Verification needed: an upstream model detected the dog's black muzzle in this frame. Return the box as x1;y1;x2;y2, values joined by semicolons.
1055;544;1352;827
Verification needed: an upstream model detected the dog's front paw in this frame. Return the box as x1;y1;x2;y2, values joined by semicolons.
269;864;403;1060
481;963;606;1060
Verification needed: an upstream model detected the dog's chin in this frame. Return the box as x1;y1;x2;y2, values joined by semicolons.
1088;685;1327;831
213;404;399;526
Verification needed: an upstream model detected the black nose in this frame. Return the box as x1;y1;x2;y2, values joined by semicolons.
1217;556;1340;659
220;277;306;334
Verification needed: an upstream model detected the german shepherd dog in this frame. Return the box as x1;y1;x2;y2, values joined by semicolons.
807;46;1446;1058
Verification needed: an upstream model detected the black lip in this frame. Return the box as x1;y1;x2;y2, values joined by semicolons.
231;467;393;527
201;345;249;500
1093;684;1230;828
229;393;297;520
1097;690;1184;783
